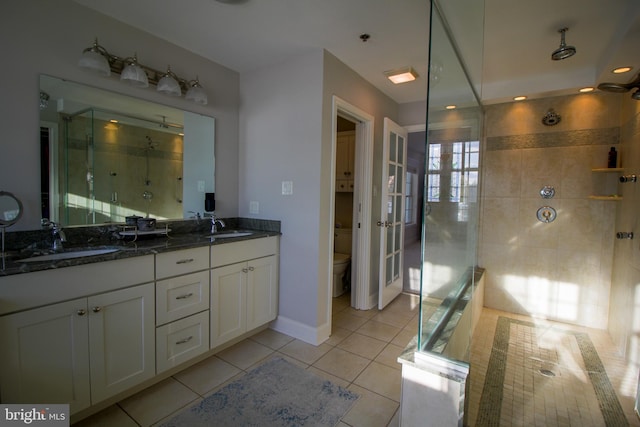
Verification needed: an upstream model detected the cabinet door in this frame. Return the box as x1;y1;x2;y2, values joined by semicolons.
210;262;246;348
88;283;155;403
246;255;279;330
0;299;91;414
336;132;354;179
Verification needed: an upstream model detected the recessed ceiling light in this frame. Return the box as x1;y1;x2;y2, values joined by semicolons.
613;66;632;74
445;105;456;110
384;67;418;84
513;96;527;101
110;119;119;123
579;87;594;93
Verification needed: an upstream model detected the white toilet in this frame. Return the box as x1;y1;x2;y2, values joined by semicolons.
333;227;352;297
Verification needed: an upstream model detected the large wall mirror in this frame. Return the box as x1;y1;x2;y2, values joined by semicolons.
39;75;215;226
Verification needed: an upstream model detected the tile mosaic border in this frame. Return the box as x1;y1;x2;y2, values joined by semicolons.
486;127;619;151
475;316;628;427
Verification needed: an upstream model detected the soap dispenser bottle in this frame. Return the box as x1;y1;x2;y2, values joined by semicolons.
608;147;618;168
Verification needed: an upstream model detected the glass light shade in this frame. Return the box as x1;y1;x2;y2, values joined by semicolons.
78;50;111;76
185;84;208;105
157;73;181;97
120;57;149;88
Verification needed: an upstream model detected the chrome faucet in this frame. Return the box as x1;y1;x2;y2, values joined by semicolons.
210;215;226;234
51;222;66;251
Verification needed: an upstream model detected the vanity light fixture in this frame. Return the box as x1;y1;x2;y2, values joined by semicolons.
384;67;418;84
78;38;111;76
157;66;181;97
78;38;208;105
185;77;208;105
120;54;149;87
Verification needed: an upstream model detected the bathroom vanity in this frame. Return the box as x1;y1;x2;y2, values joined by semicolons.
0;226;279;419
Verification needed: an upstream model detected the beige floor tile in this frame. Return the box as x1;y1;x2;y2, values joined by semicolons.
342;384;399;427
337;332;387;359
172;355;241;395
119;378;199;427
374;343;404;370
371;311;413;328
391;328;416;348
353;361;401;402
333;311;371;331
279;339;332;364
325;325;352;346
313;347;371;382
357;320;401;342
215;339;274;370
249;328;295;350
73;405;137;427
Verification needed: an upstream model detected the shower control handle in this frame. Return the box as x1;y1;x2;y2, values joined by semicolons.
616;232;634;240
619;175;637;183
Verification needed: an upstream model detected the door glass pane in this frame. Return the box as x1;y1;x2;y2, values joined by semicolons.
387;196;394;222
393;252;400;281
394;223;401;249
386;256;393;284
388;164;395;193
386;226;393;254
390;133;397;162
398;137;404;163
395;195;402;222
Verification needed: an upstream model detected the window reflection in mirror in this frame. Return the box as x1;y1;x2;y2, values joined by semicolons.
39;75;215;226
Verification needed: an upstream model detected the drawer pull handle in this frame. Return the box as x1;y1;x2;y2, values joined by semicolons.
176;258;195;264
176;336;193;345
175;293;194;300
248;266;255;271
242;267;249;273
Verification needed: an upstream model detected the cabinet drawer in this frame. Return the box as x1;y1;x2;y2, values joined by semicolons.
211;236;278;268
156;311;209;374
156;247;209;279
156;271;210;325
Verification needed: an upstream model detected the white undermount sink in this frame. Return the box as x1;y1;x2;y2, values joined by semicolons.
17;248;120;263
210;231;254;238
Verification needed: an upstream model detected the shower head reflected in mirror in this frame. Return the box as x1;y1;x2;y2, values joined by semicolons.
551;28;576;61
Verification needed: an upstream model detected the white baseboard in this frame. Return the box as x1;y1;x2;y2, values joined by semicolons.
270;315;330;346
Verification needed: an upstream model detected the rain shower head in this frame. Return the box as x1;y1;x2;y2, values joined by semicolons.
551;28;576;61
597;73;640;100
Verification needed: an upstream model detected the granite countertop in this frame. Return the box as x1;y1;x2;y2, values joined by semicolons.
0;218;280;277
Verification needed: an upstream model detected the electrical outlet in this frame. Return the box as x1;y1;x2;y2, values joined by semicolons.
197;180;205;192
250;201;259;214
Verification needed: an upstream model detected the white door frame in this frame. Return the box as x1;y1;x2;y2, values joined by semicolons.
330;96;375;312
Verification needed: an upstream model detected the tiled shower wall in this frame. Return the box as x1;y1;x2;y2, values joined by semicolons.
479;92;621;329
609;97;640;361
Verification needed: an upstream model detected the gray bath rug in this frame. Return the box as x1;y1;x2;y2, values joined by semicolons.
159;357;359;427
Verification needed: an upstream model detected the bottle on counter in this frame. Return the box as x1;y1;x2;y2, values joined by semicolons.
608;147;618;168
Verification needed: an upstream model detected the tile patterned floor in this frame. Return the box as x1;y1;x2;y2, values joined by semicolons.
73;298;640;427
74;292;420;427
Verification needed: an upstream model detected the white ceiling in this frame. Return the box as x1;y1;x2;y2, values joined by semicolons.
74;0;640;106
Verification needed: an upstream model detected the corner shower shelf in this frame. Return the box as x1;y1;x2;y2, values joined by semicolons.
591;168;624;173
588;195;623;201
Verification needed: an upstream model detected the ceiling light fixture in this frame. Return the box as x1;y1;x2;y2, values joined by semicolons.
384;67;418;84
551;27;576;61
579;87;594;93
78;37;208;105
613;67;632;74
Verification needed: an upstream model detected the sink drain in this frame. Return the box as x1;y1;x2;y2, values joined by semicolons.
539;369;556;377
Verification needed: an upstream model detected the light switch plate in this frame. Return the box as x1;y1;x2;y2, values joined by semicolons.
282;180;293;195
249;201;259;214
197;180;205;192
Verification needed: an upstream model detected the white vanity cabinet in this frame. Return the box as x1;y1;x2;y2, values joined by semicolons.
0;279;155;413
210;236;279;348
155;247;210;373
